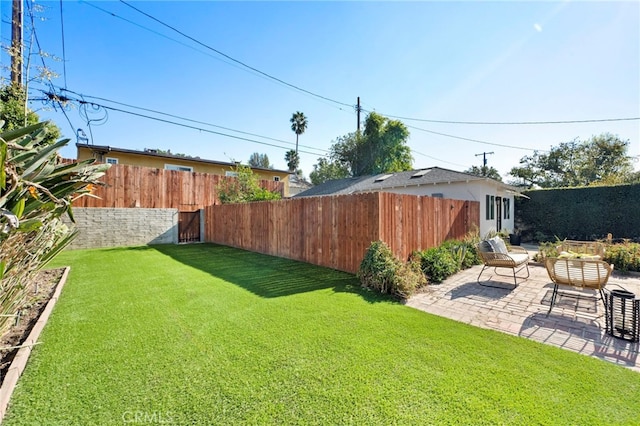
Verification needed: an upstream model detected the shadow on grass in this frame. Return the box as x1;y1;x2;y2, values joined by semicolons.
151;243;390;303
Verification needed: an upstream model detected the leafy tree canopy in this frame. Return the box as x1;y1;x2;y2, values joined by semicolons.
325;112;412;177
0;84;60;144
464;165;503;181
508;133;636;188
248;152;271;169
217;164;281;204
309;157;350;185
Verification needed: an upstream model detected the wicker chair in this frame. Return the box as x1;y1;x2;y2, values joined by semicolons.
476;239;530;289
557;240;605;258
544;257;614;315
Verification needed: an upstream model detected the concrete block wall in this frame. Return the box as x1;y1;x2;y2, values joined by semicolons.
64;208;179;249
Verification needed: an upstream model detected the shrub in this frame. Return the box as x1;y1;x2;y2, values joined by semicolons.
440;239;481;270
604;242;640;273
419;246;458;284
394;253;427;297
1;121;108;335
534;240;560;262
358;241;426;298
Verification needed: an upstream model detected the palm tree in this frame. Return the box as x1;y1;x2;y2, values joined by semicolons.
290;111;308;154
285;149;300;173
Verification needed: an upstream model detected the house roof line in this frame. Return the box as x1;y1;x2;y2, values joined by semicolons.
295;166;522;198
76;143;290;174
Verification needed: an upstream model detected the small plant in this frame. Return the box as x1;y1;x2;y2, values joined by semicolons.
358;241;426;298
419;246;458;284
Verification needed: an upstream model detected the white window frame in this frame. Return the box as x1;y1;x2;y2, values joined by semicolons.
105;157;119;165
164;164;193;172
273;176;280;182
225;171;238;177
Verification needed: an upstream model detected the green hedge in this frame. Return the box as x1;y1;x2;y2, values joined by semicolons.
515;184;640;242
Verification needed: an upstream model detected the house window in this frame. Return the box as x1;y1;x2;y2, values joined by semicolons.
105;157;118;165
490;196;495;220
431;193;443;198
165;164;193;172
225;171;238;177
503;198;511;219
486;195;495;220
273;176;280;182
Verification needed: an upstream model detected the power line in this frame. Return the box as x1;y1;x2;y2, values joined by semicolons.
406;124;540;152
26;0;75;134
410;149;467;168
79;2;242;70
51;85;329;155
41;91;328;157
117;0;354;109
362;108;640;126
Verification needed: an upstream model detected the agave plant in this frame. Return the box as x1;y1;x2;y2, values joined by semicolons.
0;121;109;334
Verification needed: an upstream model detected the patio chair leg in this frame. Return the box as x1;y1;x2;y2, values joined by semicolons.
478;265;517;290
477;265;489;284
547;284;559;316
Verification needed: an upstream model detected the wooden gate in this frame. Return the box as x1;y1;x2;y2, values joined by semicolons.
178;211;201;243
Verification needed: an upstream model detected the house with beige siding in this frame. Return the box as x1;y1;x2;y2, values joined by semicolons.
76;143;291;196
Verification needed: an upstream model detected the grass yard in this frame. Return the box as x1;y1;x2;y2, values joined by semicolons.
5;244;640;425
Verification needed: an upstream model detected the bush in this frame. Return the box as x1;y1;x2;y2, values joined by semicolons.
604;242;640;273
1;121;108;335
440;239;481;270
419;246;458;284
358;241;426;298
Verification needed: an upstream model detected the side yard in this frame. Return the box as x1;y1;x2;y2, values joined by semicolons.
4;244;640;424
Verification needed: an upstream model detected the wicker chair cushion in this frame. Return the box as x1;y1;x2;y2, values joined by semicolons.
488;236;508;254
478;240;493;253
508;253;530;265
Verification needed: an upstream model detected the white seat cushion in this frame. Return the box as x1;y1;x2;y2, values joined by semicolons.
508;253;529;265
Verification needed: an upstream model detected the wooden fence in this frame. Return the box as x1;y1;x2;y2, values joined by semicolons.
72;164;284;211
205;192;479;274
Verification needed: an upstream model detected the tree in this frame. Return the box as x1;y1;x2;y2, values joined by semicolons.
248;152;271;169
285;149;300;173
327;112;413;177
464;165;502;181
309;157;350;185
0;84;60;143
290;111;308;153
216;164;281;204
508;133;635;188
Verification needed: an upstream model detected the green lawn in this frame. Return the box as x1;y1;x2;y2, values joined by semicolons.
5;244;640;425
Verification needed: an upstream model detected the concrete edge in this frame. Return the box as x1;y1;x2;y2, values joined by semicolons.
0;266;71;423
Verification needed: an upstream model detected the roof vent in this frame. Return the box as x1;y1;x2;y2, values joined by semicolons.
411;169;430;178
374;174;393;183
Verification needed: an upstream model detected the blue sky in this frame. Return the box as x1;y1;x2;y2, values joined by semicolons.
2;1;638;181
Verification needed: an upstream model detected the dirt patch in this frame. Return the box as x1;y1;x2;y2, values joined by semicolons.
0;268;64;383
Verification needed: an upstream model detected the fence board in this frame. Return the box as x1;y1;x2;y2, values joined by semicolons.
73;164;284;210
205;192;479;274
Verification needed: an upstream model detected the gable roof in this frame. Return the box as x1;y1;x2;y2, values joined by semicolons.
76;143;290;174
295;167;517;197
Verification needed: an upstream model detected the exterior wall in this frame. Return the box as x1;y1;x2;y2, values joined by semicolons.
77;146;289;191
63;208;178;249
375;180;515;237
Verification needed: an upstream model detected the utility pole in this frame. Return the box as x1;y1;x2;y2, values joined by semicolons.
356;96;361;133
475;152;494;175
11;0;23;86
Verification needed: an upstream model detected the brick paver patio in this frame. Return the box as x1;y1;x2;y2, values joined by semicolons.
406;258;640;372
